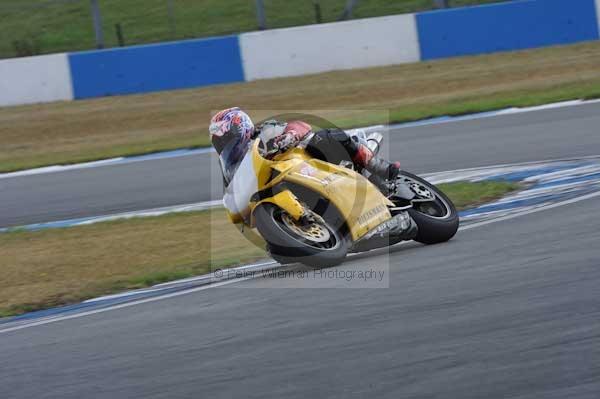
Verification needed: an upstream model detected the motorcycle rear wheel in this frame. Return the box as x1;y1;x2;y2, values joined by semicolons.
398;171;460;245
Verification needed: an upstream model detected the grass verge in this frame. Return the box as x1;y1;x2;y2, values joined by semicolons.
438;180;520;209
2;40;600;172
0;180;519;318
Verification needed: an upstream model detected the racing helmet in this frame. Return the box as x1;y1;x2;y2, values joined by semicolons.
209;108;255;181
209;107;254;155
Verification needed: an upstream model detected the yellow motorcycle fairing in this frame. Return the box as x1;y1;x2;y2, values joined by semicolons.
247;140;394;241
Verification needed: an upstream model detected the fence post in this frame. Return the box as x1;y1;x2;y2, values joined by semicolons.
167;0;176;38
313;1;323;23
115;23;125;47
90;0;104;49
339;0;360;21
255;0;267;30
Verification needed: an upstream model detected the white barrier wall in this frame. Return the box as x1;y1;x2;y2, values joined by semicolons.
596;0;600;36
240;14;420;81
0;53;73;107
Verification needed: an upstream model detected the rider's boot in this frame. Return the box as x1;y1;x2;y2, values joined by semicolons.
365;157;401;181
350;135;401;181
353;144;400;187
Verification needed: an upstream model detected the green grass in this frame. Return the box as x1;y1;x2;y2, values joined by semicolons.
439;180;521;210
0;208;268;318
0;0;508;59
0;179;519;318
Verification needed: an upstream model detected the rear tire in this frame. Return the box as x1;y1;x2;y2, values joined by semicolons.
254;203;349;268
399;171;459;245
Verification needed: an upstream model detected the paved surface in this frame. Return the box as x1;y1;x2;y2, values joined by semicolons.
2;103;600;398
3;102;600;227
2;197;599;398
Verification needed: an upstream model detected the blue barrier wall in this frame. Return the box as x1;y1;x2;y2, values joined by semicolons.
69;36;245;99
417;0;600;60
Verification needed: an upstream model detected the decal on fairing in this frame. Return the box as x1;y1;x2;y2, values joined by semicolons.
299;164;317;177
357;204;387;226
321;172;344;186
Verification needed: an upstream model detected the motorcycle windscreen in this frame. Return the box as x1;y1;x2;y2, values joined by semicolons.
218;136;251;186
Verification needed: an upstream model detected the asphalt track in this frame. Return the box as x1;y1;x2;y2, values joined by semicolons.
1;194;599;398
3;102;600;227
2;102;600;398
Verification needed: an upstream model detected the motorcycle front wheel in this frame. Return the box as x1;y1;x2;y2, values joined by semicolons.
254;203;349;268
398;171;460;245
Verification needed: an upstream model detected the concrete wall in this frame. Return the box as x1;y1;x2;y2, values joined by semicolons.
240;14;420;81
0;53;72;107
1;0;600;106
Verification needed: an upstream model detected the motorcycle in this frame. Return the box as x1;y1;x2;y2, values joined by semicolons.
221;129;459;267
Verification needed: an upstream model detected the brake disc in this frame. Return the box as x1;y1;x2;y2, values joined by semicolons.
281;213;331;243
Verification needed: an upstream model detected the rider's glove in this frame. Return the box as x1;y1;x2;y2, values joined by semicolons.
264;139;280;156
273;133;296;152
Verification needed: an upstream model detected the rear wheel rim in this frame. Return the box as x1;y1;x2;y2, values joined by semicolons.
399;176;453;220
413;199;450;219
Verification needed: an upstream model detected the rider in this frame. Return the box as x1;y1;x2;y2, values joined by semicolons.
209;107;401;185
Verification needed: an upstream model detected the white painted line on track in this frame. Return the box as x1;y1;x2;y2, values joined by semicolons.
0;200;224;232
0;157;126;180
423;154;600;182
3;188;600;334
0;147;214;180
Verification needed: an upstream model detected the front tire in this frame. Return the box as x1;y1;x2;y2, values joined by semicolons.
399;171;459;245
254;203;349;268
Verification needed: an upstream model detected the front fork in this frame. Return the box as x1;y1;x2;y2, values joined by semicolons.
252;190;306;227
